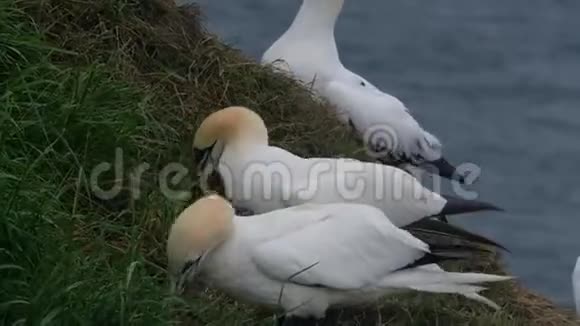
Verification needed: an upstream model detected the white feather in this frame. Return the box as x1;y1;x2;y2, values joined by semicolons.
380;265;511;310
415;264;500;309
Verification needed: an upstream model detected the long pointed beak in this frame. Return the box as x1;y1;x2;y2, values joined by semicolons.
193;148;212;191
169;277;180;295
172;257;203;296
171;271;195;296
174;279;187;296
193;148;209;173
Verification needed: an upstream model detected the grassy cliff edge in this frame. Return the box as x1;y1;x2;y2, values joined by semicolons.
0;0;577;324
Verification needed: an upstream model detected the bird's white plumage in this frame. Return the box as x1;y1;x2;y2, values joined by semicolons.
218;142;446;227
322;80;443;163
412;264;502;310
573;256;580;316
251;203;428;290
262;0;444;167
262;0;343;85
188;202;509;318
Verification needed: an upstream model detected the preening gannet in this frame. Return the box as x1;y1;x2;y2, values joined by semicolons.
167;195;512;325
193;107;501;229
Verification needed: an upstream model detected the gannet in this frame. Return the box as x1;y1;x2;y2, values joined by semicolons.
193;106;501;228
261;0;466;182
167;195;511;325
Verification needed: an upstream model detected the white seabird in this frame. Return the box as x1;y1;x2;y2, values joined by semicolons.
261;0;466;183
167;195;511;325
193;106;502;230
574;256;580;316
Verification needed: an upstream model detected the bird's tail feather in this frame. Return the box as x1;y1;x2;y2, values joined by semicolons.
380;264;512;310
462;292;501;310
409;283;500;310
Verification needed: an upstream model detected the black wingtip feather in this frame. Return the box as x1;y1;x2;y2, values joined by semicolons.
405;219;510;252
396;244;484;272
421;157;466;184
396;253;462;272
440;195;504;216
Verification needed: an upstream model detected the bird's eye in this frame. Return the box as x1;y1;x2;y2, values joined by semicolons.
360;81;366;87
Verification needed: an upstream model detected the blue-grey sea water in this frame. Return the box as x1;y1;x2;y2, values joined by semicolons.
184;0;580;308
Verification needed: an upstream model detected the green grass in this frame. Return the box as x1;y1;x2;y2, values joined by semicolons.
0;0;577;325
0;2;182;324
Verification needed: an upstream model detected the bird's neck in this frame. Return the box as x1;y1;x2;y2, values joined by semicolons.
229;133;269;151
293;0;343;31
285;0;343;47
224;119;269;149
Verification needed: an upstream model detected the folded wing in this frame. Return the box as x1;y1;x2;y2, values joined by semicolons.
250;204;429;290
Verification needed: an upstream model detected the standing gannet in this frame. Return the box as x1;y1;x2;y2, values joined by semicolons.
193;106;502;229
261;0;466;183
574;256;580;316
167;195;511;325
